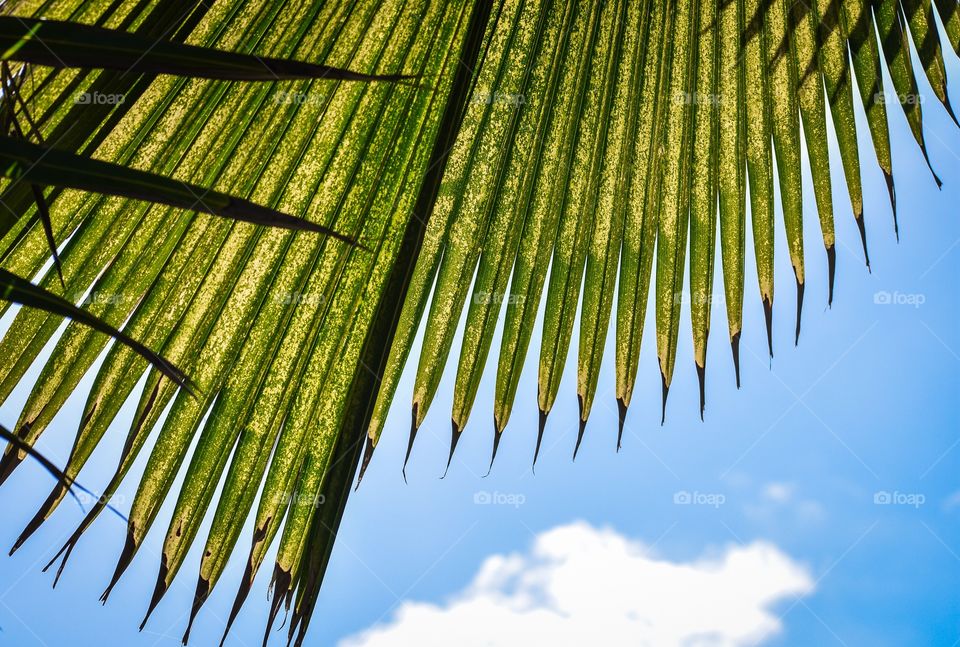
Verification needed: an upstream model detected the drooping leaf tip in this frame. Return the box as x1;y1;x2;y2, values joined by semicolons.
731;331;741;389
795;276;805;346
616;398;627;452
441;419;461;479
695;362;706;421
762;297;773;359
826;245;836;307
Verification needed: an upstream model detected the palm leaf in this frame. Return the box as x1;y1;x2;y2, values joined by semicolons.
0;1;956;644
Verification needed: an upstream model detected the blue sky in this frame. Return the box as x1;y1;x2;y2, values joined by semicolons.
1;44;959;647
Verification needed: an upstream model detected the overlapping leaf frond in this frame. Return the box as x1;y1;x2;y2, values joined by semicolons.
0;0;486;642
0;0;955;643
363;0;956;475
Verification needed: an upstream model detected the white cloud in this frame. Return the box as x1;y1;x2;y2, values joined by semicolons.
746;483;825;525
944;490;960;512
340;522;814;647
762;482;794;504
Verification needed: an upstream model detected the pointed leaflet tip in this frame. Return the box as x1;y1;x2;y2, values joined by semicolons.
660;370;669;426
485;426;502;477
532;409;547;472
854;212;870;271
182;576;210;645
616;398;627;452
695;363;706;421
355;435;375;490
101;526;137;603
795;277;805;346
43;533;75;588
139;559;169;631
402;404;419;483
10;483;66;555
826;245;836;307
573;418;586;462
220;558;255;647
442;420;461;479
262;565;291;647
883;169;898;241
0;425;28;487
573;395;586;461
920;141;942;189
762;297;773;358
731;331;741;389
944;93;960;129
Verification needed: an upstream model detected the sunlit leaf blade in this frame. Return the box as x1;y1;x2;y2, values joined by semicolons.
575;0;634;445
744;0;777;357
537;0;608;427
654;0;694;422
450;0;567;465
874;0;941;183
492;0;597;461
413;2;542;474
842;0;898;236
817;0;869;268
716;0;748;386
933;0;960;55
792;0;838;306
900;0;958;124
765;0;804;344
411;0;543;472
363;0;503;471
689;0;719;417
169;5;453;631
112;1;442;615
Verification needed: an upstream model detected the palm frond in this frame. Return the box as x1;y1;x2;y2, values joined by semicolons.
0;0;955;644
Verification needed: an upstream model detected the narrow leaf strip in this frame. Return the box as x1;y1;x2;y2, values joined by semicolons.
0;17;415;83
